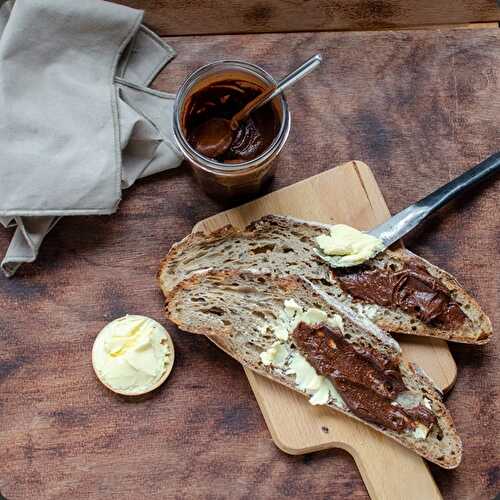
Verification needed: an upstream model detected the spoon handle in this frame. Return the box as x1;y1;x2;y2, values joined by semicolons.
369;151;500;247
266;53;323;104
231;54;322;126
230;86;277;127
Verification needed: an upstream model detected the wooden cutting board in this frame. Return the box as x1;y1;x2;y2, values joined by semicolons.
194;161;457;500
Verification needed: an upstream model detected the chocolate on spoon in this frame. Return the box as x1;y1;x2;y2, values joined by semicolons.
191;54;322;159
190;117;236;159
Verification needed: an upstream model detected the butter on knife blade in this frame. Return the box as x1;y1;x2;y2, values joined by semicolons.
316;224;384;266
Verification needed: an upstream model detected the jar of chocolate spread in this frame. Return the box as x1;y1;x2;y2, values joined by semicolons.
173;60;291;198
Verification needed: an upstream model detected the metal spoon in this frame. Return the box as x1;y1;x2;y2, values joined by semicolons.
317;152;500;267
192;54;322;159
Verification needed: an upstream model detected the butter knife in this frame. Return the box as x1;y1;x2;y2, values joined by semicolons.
321;152;500;267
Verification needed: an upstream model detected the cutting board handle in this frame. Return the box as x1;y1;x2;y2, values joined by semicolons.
345;436;442;500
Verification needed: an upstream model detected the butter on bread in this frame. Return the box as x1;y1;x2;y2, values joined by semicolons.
163;269;462;469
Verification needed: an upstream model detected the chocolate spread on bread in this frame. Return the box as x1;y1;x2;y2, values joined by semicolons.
292;323;436;432
184;80;279;163
333;261;466;329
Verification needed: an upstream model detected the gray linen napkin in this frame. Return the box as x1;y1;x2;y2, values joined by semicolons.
0;0;183;276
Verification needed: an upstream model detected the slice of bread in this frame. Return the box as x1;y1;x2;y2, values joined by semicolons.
165;269;462;468
159;215;491;344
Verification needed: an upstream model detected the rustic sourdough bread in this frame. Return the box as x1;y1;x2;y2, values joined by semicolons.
159;215;491;344
165;269;462;468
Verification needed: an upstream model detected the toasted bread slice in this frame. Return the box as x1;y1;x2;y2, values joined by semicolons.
159;215;491;344
165;269;462;468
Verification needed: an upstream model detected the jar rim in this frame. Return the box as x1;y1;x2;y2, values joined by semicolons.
173;59;290;173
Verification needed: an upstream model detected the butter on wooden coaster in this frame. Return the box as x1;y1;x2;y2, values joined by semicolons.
92;315;174;396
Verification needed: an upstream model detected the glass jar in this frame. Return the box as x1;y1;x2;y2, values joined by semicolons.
173;60;291;199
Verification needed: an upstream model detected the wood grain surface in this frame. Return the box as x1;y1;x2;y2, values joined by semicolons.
0;27;499;500
116;0;500;36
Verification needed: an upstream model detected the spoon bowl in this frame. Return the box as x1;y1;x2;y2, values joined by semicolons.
190;117;234;159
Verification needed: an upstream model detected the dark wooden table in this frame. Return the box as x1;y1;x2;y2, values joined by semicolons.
0;6;499;499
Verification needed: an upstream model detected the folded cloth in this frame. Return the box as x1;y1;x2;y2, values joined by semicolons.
0;0;183;276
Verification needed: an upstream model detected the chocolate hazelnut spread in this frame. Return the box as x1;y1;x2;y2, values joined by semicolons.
292;323;436;432
183;80;280;163
333;261;466;329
